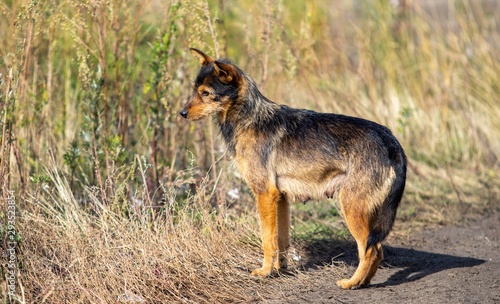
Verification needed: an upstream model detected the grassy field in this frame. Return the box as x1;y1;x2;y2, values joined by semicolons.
1;0;499;302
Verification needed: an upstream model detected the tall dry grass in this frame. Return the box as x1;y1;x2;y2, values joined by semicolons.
0;0;499;302
20;157;267;302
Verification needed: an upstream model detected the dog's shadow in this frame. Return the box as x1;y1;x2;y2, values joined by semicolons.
295;238;485;287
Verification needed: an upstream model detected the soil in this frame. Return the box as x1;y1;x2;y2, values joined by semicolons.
257;209;500;304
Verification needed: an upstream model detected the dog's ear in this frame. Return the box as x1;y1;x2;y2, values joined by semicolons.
213;61;239;84
190;48;215;66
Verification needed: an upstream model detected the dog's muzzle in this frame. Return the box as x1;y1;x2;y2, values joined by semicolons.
180;110;188;118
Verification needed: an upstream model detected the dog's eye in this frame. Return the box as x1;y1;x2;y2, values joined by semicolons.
201;91;210;97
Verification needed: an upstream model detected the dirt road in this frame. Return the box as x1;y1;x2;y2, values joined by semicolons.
258;210;499;304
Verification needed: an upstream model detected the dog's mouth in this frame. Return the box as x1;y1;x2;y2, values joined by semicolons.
179;110;209;121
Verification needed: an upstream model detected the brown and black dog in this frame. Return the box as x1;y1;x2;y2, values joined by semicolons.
180;48;407;289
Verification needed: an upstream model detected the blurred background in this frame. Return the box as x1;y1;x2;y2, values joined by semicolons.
0;0;499;302
1;0;499;208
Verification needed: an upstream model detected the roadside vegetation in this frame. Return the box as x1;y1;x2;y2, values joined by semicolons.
0;0;498;302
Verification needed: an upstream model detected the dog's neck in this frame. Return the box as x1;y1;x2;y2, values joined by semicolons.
217;75;280;154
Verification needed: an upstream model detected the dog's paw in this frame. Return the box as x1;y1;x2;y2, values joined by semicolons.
251;267;272;277
336;279;362;290
273;257;288;270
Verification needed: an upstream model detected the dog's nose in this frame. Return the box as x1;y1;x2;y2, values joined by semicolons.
180;110;188;118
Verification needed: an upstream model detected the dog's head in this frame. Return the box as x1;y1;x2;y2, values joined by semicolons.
180;48;242;121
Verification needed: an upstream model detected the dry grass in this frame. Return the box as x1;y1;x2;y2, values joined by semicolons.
21;162;265;303
1;0;499;302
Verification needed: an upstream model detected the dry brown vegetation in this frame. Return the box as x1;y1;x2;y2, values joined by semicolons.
1;0;499;302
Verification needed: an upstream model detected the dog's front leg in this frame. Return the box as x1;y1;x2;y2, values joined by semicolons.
275;195;290;270
251;188;280;277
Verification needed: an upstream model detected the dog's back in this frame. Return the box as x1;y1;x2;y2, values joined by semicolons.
270;108;406;206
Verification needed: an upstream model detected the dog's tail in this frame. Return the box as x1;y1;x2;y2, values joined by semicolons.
366;151;407;251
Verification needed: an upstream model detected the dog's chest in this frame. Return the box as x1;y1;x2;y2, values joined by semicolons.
231;136;271;194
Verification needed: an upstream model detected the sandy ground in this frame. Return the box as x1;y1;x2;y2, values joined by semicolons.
255;209;500;304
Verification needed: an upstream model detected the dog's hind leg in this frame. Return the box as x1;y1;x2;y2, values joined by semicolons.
251;187;280;277
274;195;290;270
336;194;383;289
361;242;383;286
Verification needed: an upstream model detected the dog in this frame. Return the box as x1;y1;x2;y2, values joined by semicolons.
180;48;407;289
